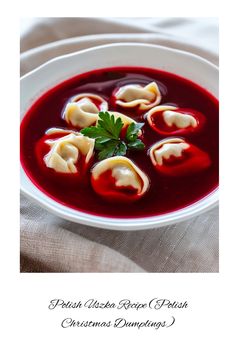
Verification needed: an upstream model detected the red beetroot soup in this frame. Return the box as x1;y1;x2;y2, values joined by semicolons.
20;67;219;218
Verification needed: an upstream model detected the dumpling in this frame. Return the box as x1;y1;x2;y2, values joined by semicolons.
149;137;211;177
113;82;161;111
108;111;137;127
91;156;150;202
105;111;142;137
146;105;204;136
163;110;197;128
43;128;95;174
150;138;189;166
63;93;108;129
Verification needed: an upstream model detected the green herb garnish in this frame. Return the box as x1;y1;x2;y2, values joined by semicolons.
81;111;145;160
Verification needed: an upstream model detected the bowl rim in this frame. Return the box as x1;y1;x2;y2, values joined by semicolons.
21;42;219;80
20;42;219;230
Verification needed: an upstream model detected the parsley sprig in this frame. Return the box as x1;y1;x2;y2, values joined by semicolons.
81;111;145;160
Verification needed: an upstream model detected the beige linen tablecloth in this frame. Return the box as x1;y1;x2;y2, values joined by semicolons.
20;17;219;272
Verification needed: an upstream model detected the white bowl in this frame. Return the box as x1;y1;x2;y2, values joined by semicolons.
20;43;219;230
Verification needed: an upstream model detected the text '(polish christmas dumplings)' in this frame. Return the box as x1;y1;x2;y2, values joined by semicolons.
91;156;150;202
146;105;205;136
149;137;211;177
113;82;161;111
43;128;95;173
63;93;108;129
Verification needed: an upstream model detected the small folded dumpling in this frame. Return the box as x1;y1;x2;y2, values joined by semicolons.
113;82;161;111
150;138;189;166
162;110;197;128
43;128;95;174
63;93;108;129
105;111;142;137
146;105;204;136
107;111;136;127
149;137;211;177
91;156;150;202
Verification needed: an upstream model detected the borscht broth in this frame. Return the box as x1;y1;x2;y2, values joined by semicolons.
20;67;219;218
